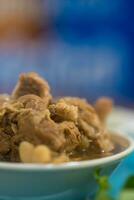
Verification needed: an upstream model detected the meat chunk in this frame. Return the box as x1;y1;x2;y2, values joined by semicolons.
61;97;95;113
0;94;10;108
59;121;81;152
59;97;101;132
49;101;78;123
78;119;100;139
94;131;114;153
60;97;100;127
0;105;65;161
0;103;22;161
17;110;66;152
95;97;113;123
0;103;20;137
17;109;81;153
0;95;51;161
58;97;113;152
0;132;11;154
17;94;47;112
12;72;51;107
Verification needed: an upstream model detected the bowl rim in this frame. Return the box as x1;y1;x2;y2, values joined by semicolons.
0;132;133;171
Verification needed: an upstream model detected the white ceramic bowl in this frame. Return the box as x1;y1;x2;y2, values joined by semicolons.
0;133;133;200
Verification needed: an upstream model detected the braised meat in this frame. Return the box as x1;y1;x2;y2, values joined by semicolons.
95;97;113;123
17;94;48;112
49;101;78;123
12;72;51;107
0;94;10;108
0;72;114;163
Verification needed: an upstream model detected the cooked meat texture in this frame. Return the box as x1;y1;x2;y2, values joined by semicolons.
56;97;114;152
17;109;66;152
49;101;78;123
0;103;22;161
95;97;113;123
59;121;81;152
12;72;51;107
59;97;100;127
0;104;60;161
0;95;82;160
94;131;114;153
60;97;95;113
0;103;20;137
0;94;10;108
0;72;114;163
17;94;47;112
0;132;11;154
58;97;101;136
78;119;99;139
17;108;82;153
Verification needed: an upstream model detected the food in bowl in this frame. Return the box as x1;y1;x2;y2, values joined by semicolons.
0;72;124;164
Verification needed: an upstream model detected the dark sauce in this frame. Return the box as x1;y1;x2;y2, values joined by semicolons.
69;133;129;161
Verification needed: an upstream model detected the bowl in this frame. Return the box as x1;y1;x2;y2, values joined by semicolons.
0;133;133;200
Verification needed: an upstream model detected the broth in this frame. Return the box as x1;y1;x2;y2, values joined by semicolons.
69;133;129;161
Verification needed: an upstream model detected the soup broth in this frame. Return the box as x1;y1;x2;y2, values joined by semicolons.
69;133;129;161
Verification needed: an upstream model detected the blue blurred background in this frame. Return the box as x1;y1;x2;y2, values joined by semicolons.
0;0;134;107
